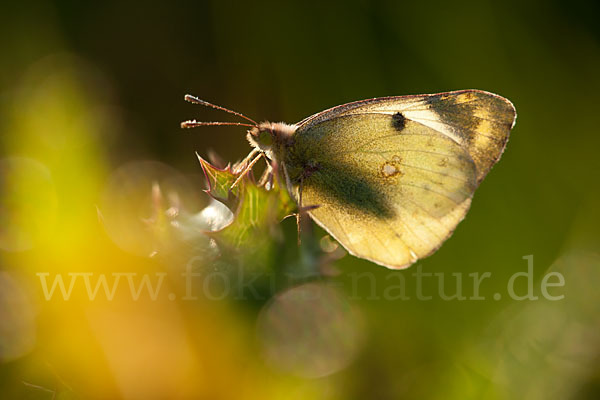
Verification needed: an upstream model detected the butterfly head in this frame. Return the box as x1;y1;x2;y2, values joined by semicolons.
247;122;296;160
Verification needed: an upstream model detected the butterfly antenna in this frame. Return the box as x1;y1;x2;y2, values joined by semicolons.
183;94;258;126
181;120;256;129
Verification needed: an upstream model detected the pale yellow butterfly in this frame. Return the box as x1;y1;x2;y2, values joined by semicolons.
182;90;516;269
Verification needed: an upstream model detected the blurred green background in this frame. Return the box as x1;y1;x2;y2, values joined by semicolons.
1;0;599;399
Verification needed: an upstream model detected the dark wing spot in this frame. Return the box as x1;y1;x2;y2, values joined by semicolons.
392;112;406;131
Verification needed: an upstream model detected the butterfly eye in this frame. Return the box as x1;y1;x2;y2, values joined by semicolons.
257;129;273;148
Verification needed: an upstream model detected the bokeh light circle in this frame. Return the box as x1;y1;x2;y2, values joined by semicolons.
99;160;203;257
0;272;36;362
257;282;364;378
0;157;57;252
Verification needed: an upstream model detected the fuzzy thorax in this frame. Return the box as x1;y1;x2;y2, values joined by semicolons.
247;121;297;160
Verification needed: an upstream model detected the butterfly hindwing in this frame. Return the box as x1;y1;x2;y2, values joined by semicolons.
286;113;476;268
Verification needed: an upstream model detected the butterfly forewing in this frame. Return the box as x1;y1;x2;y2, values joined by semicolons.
298;90;516;182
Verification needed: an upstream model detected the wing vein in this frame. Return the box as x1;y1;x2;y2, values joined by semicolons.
397;182;461;205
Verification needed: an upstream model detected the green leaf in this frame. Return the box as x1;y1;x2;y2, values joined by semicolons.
197;153;241;208
206;159;297;250
212;175;293;244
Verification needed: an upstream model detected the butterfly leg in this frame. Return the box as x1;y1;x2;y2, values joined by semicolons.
257;158;274;189
230;151;264;190
296;177;304;245
231;147;260;177
295;177;321;245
